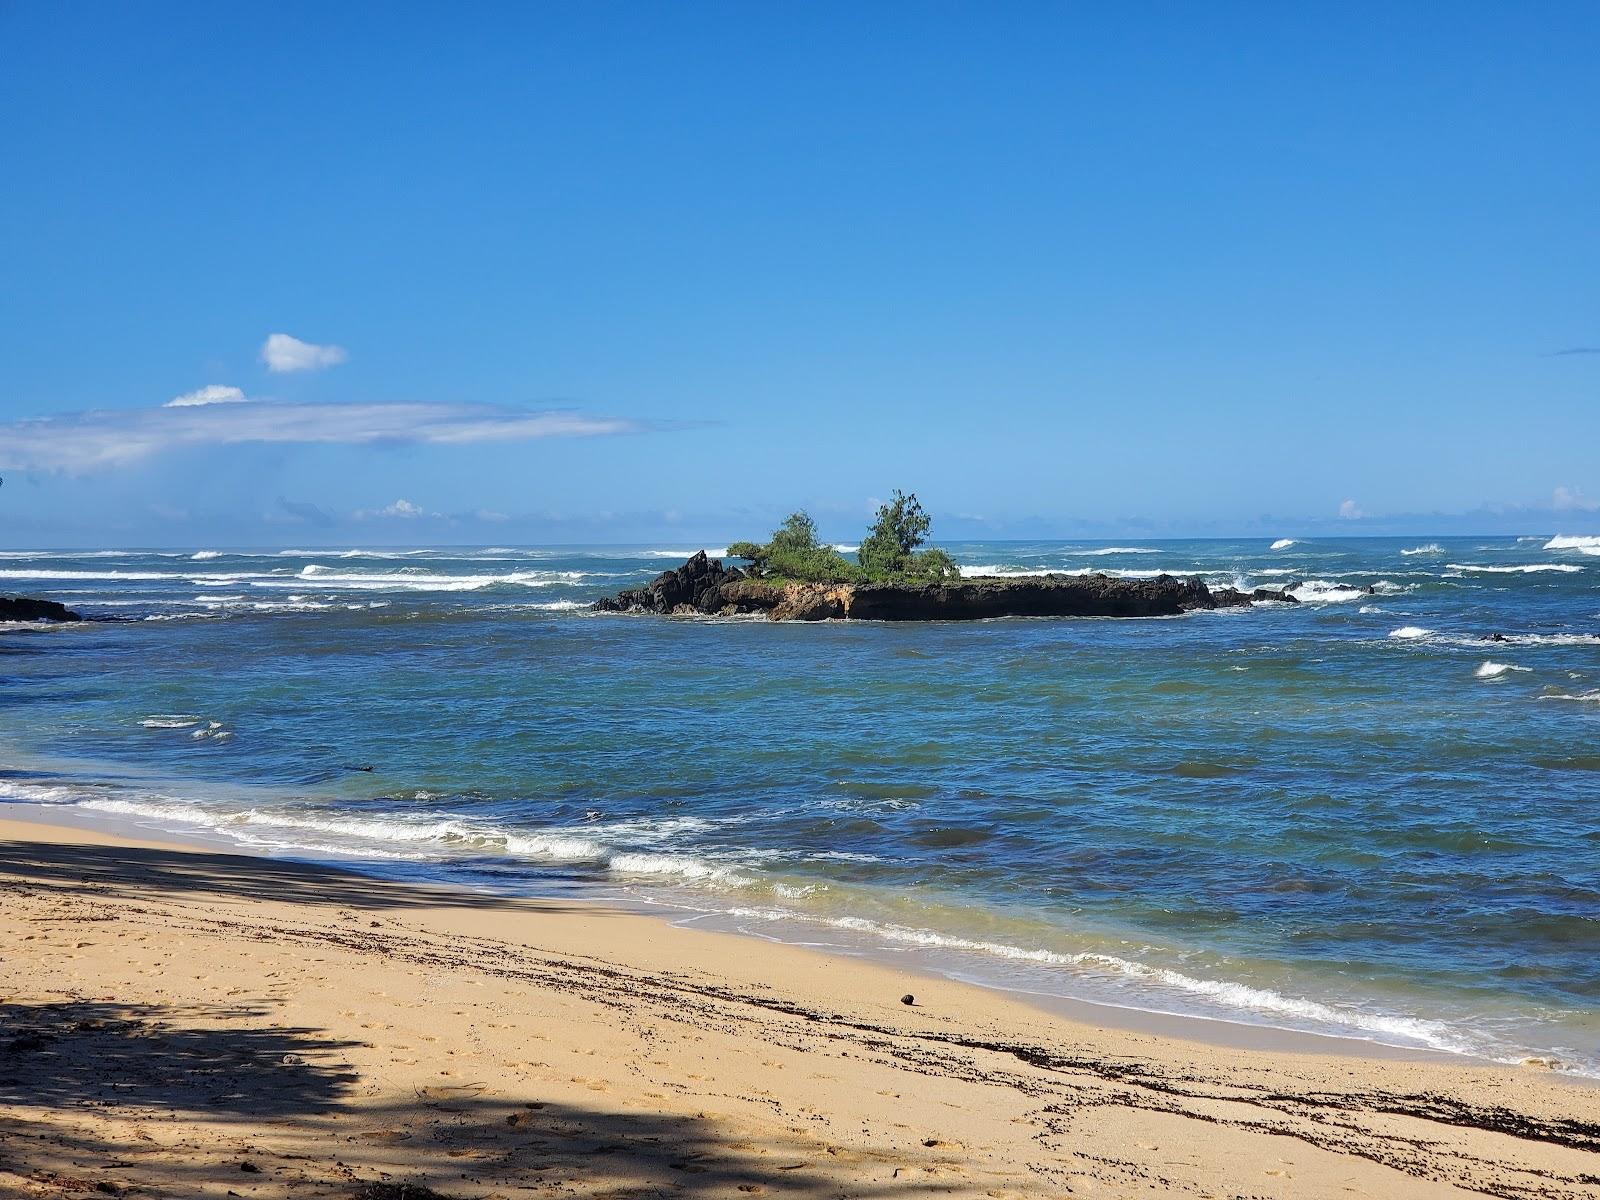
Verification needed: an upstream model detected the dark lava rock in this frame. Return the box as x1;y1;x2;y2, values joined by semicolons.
0;596;82;623
592;550;747;615
594;560;1298;622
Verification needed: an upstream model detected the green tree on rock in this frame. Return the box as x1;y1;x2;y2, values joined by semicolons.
726;511;861;583
858;491;960;582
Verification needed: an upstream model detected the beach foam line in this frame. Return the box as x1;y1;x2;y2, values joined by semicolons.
1;780;758;886
2;774;1579;1074
719;906;1479;1057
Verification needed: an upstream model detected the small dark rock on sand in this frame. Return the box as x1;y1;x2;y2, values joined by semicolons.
901;994;916;1006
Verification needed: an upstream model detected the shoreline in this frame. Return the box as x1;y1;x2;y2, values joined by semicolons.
2;815;1597;1198
0;796;1502;1072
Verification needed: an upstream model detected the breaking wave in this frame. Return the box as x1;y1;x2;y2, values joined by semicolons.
1475;661;1530;679
1546;535;1600;556
1447;563;1582;574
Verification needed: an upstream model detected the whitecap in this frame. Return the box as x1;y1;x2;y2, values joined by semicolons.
1475;661;1530;679
1401;543;1444;556
139;715;202;729
1446;563;1582;574
1287;580;1365;604
1545;535;1600;556
189;550;222;561
1269;538;1297;551
1389;626;1434;640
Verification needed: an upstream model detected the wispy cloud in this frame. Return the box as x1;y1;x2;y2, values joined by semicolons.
1549;346;1600;357
355;498;436;520
165;384;248;408
261;332;348;373
1553;485;1599;512
0;401;643;472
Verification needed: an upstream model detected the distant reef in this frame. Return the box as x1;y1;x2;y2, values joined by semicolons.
593;551;1297;622
0;596;82;623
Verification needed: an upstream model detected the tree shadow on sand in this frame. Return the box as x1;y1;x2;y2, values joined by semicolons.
0;999;359;1116
0;837;598;914
1;1000;922;1198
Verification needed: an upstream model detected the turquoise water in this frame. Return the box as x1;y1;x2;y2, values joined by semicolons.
2;536;1597;1073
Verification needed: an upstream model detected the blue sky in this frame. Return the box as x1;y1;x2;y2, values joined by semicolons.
2;3;1596;546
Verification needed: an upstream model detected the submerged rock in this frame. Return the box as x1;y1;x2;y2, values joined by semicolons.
595;557;1299;622
0;596;82;623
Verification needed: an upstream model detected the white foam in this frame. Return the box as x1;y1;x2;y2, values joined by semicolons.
1287;580;1365;604
1540;689;1600;703
189;550;222;561
1545;535;1600;549
720;908;1472;1055
958;565;1170;580
23;786;757;889
1401;543;1444;556
139;715;202;729
1545;535;1600;557
644;548;729;559
832;543;859;553
279;566;587;592
1080;546;1160;555
1389;626;1434;640
1446;563;1582;574
608;852;752;884
0;568;182;581
1269;538;1297;551
1475;661;1530;679
1445;632;1600;647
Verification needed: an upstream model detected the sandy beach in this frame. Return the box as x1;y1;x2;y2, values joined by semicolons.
0;817;1594;1199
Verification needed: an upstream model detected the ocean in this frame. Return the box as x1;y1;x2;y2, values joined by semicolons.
2;535;1597;1075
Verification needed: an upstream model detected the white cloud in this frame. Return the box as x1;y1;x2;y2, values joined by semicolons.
1553;486;1599;512
1338;499;1365;520
356;498;431;520
166;384;249;408
261;332;348;373
0;401;642;472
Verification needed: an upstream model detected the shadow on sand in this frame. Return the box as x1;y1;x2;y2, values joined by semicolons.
0;836;596;914
0;997;912;1198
